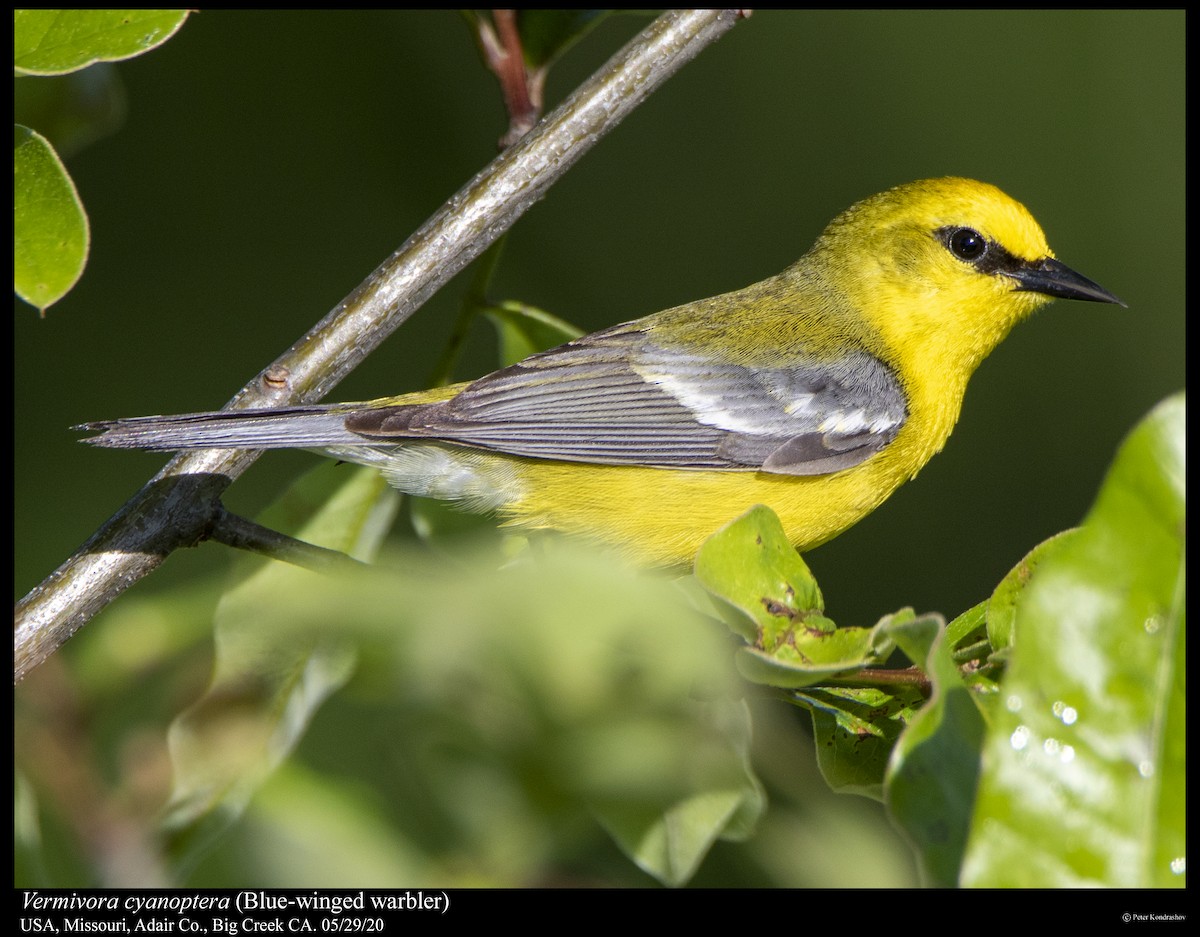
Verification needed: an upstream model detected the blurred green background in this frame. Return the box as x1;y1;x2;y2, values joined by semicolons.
14;10;1184;887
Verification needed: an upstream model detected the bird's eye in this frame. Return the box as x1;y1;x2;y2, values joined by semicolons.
947;227;987;262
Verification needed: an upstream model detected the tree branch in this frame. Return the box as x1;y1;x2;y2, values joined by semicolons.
14;10;747;683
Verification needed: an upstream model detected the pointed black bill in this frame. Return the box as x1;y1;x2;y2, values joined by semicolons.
1007;257;1126;306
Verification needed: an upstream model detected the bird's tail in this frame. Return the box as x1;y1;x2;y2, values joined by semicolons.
77;404;369;451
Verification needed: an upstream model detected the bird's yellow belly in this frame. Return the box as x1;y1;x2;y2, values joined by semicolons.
497;450;908;565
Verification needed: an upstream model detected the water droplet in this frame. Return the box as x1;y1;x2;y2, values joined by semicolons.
1052;701;1079;725
1006;694;1023;713
1010;725;1030;750
1170;856;1186;875
1144;615;1162;634
1138;760;1155;778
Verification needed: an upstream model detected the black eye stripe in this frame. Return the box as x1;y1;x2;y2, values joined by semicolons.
934;225;1026;277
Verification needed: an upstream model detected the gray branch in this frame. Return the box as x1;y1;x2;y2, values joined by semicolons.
14;10;747;682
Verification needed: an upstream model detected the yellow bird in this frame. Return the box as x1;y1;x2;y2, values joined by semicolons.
81;178;1123;565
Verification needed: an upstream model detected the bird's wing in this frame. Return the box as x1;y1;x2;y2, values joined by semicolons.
345;325;907;475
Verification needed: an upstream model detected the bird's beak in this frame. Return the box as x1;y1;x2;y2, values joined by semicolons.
1007;257;1127;307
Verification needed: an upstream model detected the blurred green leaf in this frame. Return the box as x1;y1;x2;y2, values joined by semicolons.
514;10;610;68
162;464;400;870
14;9;189;75
601;787;750;888
462;10;610;72
230;763;436;887
13;770;43;879
282;544;752;885
485;300;584;366
161;496;758;885
884;613;985;887
597;699;764;886
962;393;1185;887
14;124;89;312
14;65;126;158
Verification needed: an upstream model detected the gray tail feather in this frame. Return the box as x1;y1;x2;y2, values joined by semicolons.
77;404;369;451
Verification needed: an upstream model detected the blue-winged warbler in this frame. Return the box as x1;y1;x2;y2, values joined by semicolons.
81;178;1123;565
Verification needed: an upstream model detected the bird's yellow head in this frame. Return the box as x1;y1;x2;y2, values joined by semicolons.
802;177;1121;376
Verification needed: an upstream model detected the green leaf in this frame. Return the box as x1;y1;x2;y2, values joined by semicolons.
515;11;610;69
694;504;827;645
13;770;43;878
600;788;750;887
696;506;895;686
945;599;987;651
781;608;925;800
14;9;189;76
734;627;892;689
161;464;400;870
961;393;1185;888
485;300;584;367
14;125;89;313
462;10;611;72
300;542;755;886
797;684;924;800
986;528;1081;651
234;763;434;886
596;699;764;887
884;613;986;886
158;500;756;885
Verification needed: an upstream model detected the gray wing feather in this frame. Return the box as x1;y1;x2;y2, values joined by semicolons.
346;326;907;476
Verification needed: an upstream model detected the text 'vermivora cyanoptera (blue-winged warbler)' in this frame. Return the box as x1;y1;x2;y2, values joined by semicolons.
81;178;1124;566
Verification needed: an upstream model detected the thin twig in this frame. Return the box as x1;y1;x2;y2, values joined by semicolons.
208;508;369;575
14;10;746;683
824;666;934;696
477;10;541;146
